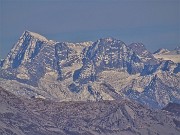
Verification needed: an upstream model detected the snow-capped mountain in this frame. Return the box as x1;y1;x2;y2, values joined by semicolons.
2;30;54;69
0;31;180;108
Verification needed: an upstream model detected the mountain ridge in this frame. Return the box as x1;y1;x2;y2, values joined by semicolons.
0;31;180;109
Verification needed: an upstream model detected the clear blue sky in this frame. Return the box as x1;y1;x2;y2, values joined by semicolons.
0;0;179;59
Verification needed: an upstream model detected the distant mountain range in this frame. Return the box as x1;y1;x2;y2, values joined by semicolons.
0;31;180;109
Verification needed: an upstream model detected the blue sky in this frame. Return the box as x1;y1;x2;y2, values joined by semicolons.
0;0;179;59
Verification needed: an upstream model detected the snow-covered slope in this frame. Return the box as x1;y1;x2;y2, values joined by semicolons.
0;31;180;109
153;47;180;63
154;54;180;63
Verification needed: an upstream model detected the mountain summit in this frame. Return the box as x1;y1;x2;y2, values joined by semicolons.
1;31;55;69
23;30;49;41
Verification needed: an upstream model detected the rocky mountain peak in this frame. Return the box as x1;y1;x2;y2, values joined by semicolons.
99;37;126;45
129;43;158;64
1;31;51;69
129;43;147;56
22;30;49;42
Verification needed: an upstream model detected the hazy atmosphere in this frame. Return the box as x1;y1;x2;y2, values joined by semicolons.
0;0;179;59
1;1;180;135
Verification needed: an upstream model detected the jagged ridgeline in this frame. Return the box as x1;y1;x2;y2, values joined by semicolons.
0;31;180;108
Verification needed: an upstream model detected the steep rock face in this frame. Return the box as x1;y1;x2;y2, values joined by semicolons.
129;43;157;64
0;31;92;81
74;38;144;84
0;31;57;86
2;31;49;69
55;42;84;81
124;73;180;108
86;38;143;74
141;60;179;75
0;87;180;135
